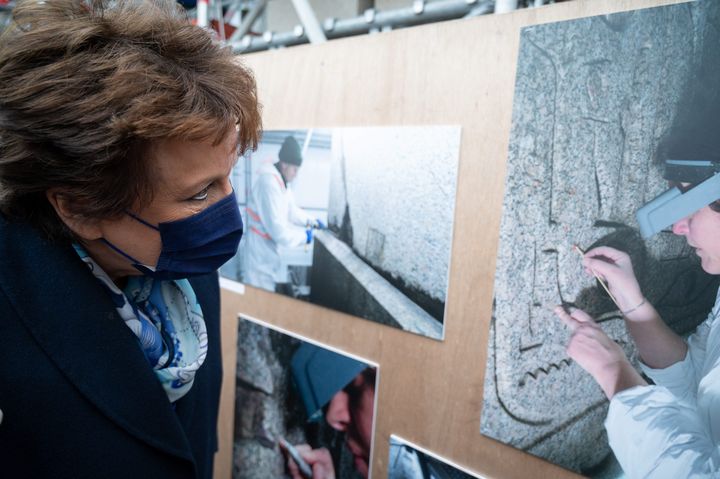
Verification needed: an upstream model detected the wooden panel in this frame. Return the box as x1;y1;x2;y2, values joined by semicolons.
214;1;685;477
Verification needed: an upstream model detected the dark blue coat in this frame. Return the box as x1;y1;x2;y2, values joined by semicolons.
0;215;222;479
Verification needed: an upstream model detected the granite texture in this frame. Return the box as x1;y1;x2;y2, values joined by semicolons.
480;2;720;475
326;126;461;314
233;320;305;479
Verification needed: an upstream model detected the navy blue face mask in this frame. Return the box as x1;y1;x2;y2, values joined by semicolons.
102;190;243;280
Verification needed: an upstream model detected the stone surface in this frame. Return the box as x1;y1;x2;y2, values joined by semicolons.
233;319;306;479
311;230;443;339
480;2;720;475
326;126;461;310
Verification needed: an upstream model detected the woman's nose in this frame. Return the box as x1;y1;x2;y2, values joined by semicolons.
672;216;690;235
325;390;351;432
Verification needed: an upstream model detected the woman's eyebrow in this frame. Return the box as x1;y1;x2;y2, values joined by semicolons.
179;158;235;196
180;175;222;196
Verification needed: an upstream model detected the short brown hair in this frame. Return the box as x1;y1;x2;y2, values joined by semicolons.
0;0;262;240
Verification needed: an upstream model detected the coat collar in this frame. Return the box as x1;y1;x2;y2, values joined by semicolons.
0;216;196;466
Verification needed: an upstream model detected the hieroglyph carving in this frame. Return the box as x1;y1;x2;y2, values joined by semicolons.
480;3;720;473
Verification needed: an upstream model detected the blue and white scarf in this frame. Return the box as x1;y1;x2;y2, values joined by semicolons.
73;243;208;403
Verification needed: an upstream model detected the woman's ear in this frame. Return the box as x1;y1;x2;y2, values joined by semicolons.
45;189;103;240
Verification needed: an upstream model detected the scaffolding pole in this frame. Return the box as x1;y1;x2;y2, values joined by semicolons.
290;0;327;43
227;0;269;43
232;0;495;54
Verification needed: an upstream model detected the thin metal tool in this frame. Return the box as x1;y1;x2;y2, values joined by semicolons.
279;437;313;479
573;245;623;312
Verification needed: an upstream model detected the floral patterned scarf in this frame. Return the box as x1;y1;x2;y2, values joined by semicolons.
73;243;208;403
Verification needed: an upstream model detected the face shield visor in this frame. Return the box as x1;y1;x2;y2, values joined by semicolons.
636;159;720;239
290;343;367;423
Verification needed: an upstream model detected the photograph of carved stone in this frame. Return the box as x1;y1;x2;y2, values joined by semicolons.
479;2;720;477
220;126;461;340
388;435;483;479
233;316;378;479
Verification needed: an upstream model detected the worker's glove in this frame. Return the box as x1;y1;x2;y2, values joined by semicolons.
314;219;326;230
305;228;313;244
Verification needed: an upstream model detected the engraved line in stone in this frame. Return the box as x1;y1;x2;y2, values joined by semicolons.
529;242;537;337
524;399;608;452
593;219;630;229
526;37;559;227
594;134;603;215
519;343;542;353
518;358;573;387
490;316;552;426
540;248;565;305
581;116;612;124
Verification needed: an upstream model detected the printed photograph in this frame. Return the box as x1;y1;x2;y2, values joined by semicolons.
221;126;462;340
233;316;378;479
388;436;483;479
480;2;720;477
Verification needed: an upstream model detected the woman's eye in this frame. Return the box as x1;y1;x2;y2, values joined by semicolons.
189;186;210;201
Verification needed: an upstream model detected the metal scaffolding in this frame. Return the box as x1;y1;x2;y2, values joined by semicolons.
0;1;561;52
191;0;556;54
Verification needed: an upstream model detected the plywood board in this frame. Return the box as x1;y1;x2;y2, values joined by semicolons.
214;1;688;478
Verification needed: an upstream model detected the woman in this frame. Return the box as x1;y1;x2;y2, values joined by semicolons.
554;73;720;476
0;1;261;478
285;343;375;479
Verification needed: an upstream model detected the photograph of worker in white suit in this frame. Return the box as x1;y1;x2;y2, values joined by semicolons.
222;126;461;341
388;436;483;479
241;135;325;293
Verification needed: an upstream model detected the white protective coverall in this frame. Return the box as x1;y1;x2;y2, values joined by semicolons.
606;287;720;478
388;442;424;479
242;161;313;291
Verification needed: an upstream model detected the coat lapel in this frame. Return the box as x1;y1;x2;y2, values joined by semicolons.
0;217;195;464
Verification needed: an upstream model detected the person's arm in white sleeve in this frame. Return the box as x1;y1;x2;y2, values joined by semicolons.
606;385;720;479
638;314;713;402
556;301;720;479
254;175;307;247
582;247;688;370
582;247;720;398
286;187;314;227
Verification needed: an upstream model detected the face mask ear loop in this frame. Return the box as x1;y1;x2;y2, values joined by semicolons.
125;211;160;231
100;238;144;265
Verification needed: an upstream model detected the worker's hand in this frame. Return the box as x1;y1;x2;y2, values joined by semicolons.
555;305;646;399
582;246;645;315
284;444;335;479
305;228;313;244
314;219;326;230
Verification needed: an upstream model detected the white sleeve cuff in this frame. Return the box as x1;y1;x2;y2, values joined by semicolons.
639;350;695;401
